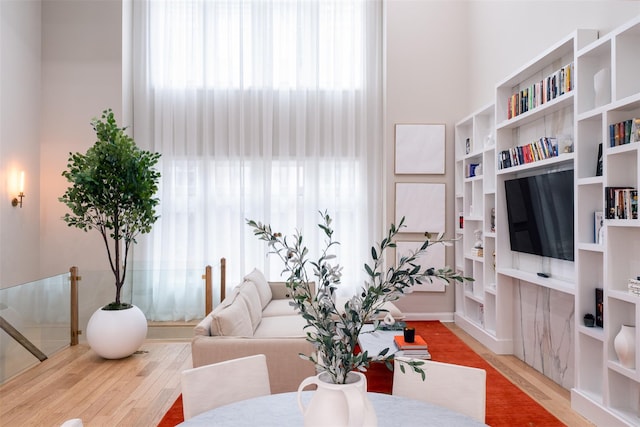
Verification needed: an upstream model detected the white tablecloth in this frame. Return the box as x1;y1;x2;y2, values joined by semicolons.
178;391;487;426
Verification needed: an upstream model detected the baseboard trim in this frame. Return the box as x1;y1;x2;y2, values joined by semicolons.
400;312;454;322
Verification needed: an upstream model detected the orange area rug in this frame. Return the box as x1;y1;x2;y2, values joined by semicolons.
158;321;565;426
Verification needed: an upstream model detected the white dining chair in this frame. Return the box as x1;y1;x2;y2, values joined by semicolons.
181;354;271;420
392;357;487;423
59;419;83;427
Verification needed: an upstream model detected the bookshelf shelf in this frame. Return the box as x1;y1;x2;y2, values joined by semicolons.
497;268;575;295
496;93;574;131
464;292;484;304
607;142;639;155
577;176;604;186
496;153;574;176
577;243;603;253
578;325;605;342
464;175;483;183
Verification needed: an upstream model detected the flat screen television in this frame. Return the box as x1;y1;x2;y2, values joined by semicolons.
504;169;574;262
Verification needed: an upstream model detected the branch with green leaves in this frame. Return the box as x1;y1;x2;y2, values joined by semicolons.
247;211;472;384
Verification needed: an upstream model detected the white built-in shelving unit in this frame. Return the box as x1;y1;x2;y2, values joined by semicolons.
455;15;640;426
454;104;508;353
572;16;640;427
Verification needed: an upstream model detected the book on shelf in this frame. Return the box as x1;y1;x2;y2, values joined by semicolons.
609;118;640;147
497;137;558;170
633;118;640;143
394;334;428;350
595;143;603;176
395;349;431;360
595;288;603;328
506;63;574;120
605;186;638;219
466;163;481;178
594;211;603;244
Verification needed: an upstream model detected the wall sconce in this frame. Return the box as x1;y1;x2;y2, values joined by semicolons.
11;171;25;208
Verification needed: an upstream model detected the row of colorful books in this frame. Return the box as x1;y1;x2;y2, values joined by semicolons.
605;186;638;220
507;63;574;120
609;118;640;147
497;137;559;170
393;335;431;359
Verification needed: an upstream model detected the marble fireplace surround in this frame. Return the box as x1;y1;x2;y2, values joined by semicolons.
512;281;574;390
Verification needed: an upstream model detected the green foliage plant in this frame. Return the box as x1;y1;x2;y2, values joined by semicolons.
247;210;471;384
59;109;161;310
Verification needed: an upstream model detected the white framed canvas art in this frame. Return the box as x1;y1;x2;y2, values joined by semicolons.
395;124;445;174
396;241;446;292
395;182;445;234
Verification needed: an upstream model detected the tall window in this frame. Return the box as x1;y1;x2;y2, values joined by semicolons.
130;0;383;321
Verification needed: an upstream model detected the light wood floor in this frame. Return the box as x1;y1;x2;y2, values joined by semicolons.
0;325;594;427
443;323;594;427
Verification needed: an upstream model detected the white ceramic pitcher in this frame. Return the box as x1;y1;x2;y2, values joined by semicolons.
297;371;377;427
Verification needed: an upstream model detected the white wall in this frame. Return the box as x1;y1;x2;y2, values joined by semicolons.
0;0;42;288
1;0;638;317
39;0;122;291
384;0;469;318
385;0;640;318
466;1;640;112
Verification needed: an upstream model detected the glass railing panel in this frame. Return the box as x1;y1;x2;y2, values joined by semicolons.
1;263;224;383
130;268;211;321
0;272;70;384
78;264;221;323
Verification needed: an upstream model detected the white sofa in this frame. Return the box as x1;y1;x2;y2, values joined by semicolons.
192;268;403;393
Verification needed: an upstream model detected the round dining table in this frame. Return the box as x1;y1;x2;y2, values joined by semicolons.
178;391;487;426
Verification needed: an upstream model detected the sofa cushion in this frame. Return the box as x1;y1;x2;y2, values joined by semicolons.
238;280;263;331
261;299;298;317
210;290;253;337
194;315;213;336
253;315;309;338
244;268;272;309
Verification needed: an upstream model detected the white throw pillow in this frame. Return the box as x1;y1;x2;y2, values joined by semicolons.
238;281;263;332
210;291;253;337
244;268;272;309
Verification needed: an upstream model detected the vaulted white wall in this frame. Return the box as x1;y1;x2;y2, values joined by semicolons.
39;0;122;287
384;0;640;317
0;0;42;287
465;1;640;113
1;1;639;321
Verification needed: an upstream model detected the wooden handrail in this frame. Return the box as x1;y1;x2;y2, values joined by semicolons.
70;266;80;346
0;316;47;362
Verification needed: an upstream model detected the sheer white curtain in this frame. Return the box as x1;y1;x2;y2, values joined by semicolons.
129;0;383;321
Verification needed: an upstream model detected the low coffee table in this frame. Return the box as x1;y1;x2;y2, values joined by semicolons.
358;325;431;359
357;324;431;359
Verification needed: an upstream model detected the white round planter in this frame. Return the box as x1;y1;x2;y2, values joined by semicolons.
86;304;147;359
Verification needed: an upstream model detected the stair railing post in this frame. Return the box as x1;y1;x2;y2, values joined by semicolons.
70;266;81;346
220;257;226;303
204;265;213;315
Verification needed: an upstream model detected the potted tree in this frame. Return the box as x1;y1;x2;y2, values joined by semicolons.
59;109;161;359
